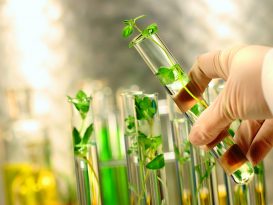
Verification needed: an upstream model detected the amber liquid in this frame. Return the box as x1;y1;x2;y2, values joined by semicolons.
173;81;204;113
219;144;248;175
174;84;250;177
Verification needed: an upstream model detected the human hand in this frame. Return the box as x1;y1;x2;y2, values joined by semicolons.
188;45;273;165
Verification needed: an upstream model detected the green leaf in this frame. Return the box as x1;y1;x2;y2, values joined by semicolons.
122;19;131;25
174;141;191;164
183;140;191;153
76;90;90;117
254;165;263;175
122;25;133;38
138;131;151;150
190;104;200;116
76;90;87;100
142;23;158;37
72;127;81;153
174;146;180;158
156;66;175;85
233;170;242;181
195;164;202;182
179;156;191;164
122;15;145;39
146;154;165;170
156;64;187;86
134;96;157;120
228;128;235;137
73;127;81;145
67;90;92;119
150;136;162;150
203;159;215;179
127;149;133;155
82;123;93;144
125;115;136;134
194;155;215;189
172;64;186;81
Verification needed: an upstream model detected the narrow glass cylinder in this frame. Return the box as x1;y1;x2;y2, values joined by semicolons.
131;33;254;184
71;97;102;205
225;163;267;205
253;162;266;205
121;91;169;205
92;86;129;205
233;184;251;205
121;91;143;204
169;102;218;205
74;145;101;205
171;117;196;205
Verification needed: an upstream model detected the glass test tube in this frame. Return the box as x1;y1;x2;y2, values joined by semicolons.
130;33;254;184
121;91;169;205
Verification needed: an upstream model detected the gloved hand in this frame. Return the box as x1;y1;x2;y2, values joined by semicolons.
188;45;273;165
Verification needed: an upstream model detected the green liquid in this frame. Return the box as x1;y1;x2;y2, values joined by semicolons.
97;126;129;205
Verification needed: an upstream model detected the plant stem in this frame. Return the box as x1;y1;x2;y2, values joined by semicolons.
146;32;208;109
152;170;161;204
137;169;151;205
157;175;169;204
83;161;92;205
83;156;101;204
134;25;143;34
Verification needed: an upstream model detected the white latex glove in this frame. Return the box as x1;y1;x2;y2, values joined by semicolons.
188;45;273;165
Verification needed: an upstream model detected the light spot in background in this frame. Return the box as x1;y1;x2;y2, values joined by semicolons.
32;91;51;117
204;0;237;15
3;0;62;89
214;24;233;38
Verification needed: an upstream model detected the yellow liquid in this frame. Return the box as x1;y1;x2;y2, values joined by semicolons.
182;190;192;205
3;163;59;205
218;185;227;205
200;188;210;205
255;183;265;205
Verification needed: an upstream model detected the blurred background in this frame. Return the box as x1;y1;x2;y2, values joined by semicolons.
0;0;273;204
